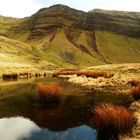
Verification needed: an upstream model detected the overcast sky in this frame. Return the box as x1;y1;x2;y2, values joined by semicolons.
0;0;140;18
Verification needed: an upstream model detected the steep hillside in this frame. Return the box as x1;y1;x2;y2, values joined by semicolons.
0;4;140;69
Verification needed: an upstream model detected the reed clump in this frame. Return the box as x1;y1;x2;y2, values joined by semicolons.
52;70;77;77
2;73;18;80
35;73;39;77
90;103;135;140
128;80;140;87
128;80;140;100
77;71;113;78
130;85;140;100
53;70;113;78
37;83;62;104
19;72;29;78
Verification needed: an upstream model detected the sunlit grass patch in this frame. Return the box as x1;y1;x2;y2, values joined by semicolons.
90;103;135;140
37;83;62;104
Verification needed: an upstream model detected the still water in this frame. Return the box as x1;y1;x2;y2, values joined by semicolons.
0;117;97;140
0;77;132;140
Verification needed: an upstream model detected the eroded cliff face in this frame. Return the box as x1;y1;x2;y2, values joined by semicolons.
13;4;140;39
88;10;140;37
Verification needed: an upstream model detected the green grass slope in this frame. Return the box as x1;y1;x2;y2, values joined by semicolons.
0;35;56;72
96;31;140;63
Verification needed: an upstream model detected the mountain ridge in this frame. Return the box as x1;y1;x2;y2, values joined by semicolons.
0;5;140;70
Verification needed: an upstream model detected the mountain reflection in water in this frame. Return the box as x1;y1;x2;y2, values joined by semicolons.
0;117;97;140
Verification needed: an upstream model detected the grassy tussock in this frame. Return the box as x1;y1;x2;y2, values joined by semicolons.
128;80;140;87
35;73;43;77
91;103;135;140
128;80;140;100
53;70;113;78
130;85;140;100
37;83;62;104
2;72;47;79
35;73;39;77
77;71;113;78
19;72;29;77
52;70;77;76
2;73;18;80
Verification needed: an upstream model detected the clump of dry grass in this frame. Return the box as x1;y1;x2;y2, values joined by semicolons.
130;85;140;100
28;73;32;77
77;71;113;78
37;83;62;104
52;70;77;77
128;80;140;100
19;72;29;78
53;70;113;78
2;73;18;80
90;103;135;140
35;73;39;77
128;80;140;87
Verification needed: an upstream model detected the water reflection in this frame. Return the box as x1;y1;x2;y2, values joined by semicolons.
0;117;97;140
0;117;40;140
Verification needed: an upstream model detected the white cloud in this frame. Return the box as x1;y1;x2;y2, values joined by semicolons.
0;0;43;18
44;0;140;12
68;0;140;12
108;0;140;12
0;117;40;140
0;0;139;18
44;0;78;9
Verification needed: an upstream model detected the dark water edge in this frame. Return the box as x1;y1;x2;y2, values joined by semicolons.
0;77;133;140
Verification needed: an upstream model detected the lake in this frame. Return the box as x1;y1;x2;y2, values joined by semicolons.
0;76;133;140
